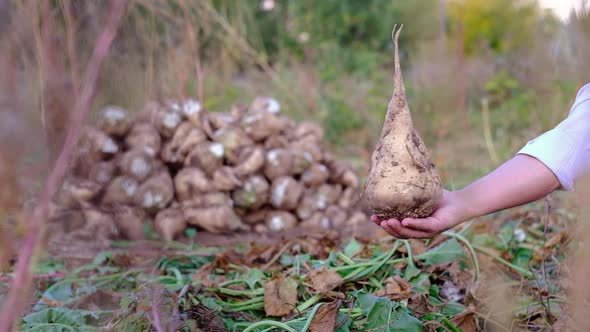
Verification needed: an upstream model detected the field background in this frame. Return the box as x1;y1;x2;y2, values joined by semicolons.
2;0;590;331
5;0;590;188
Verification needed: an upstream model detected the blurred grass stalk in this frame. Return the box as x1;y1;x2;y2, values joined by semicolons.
568;175;590;330
480;97;499;165
0;0;128;330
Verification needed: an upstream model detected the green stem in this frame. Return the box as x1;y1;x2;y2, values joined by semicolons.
331;258;405;272
345;241;400;281
219;279;248;287
61;269;139;283
402;240;415;267
213;287;264;297
471;244;533;278
441;317;462;332
296;294;322;313
341;266;368;281
339;308;363;314
169;267;184;282
427;313;462;332
443;231;480;282
227;302;264;312
224;297;264;308
300;302;325;332
155;276;178;283
337;252;355;265
242;321;298;332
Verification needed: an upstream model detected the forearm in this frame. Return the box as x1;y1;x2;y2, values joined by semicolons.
456;154;560;220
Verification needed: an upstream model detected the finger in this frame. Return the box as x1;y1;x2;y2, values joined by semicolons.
401;217;440;232
386;219;434;239
370;215;381;226
380;221;401;239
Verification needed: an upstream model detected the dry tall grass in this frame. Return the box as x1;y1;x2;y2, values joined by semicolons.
565;175;590;331
0;1;128;329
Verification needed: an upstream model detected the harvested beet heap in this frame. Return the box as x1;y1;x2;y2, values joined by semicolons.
363;25;443;220
51;96;367;242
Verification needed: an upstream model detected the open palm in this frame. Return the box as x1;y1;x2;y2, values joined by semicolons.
370;190;471;239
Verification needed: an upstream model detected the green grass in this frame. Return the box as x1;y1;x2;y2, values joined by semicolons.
13;203;573;331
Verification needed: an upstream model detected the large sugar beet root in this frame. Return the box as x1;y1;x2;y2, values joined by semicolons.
212;167;242;191
174;168;212;201
211;127;252;163
264;148;293;179
118;150;154;181
102;176;139;205
185;142;224;175
232;175;269;209
232;146;265;177
363;25;442;220
183;193;247;233
181;99;203;126
78;207;119;245
73;128;118;177
89;161;116;185
265;211;297;232
155;208;187;241
155;103;183;138
162;122;207;163
56;178;102;208
110;205;147;241
270;176;303;210
125;123;161;157
300;163;330;187
97;105;131;137
185;206;246;233
134;171;174;213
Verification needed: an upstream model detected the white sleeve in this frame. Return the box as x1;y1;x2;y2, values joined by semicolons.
516;83;590;191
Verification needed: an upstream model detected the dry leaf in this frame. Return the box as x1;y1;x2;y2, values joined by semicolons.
264;274;298;316
309;300;342;332
463;283;480;306
408;293;434;316
246;244;279;265
544;232;566;250
452;312;478;332
307;267;343;294
448;261;473;289
409;239;428;256
375;276;411;301
193;303;227;332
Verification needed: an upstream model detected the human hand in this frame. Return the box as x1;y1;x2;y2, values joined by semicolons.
370;190;474;239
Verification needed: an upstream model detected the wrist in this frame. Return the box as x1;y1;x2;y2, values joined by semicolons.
450;189;481;222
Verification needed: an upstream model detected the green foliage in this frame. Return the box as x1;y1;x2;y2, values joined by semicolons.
19;217;570;331
322;96;364;144
239;0;437;74
418;238;466;266
485;70;521;104
449;0;542;54
356;291;422;331
34;257;65;275
21;308;103;332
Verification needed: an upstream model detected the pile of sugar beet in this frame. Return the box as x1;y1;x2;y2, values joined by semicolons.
50;97;367;243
